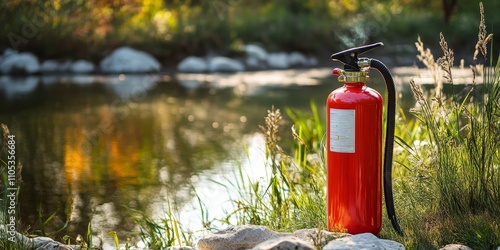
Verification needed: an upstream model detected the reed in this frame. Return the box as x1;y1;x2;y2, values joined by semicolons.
386;2;500;248
210;103;327;233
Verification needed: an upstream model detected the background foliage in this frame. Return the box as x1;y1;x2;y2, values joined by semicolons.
1;0;499;64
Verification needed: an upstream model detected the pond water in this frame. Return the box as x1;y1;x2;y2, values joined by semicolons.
0;69;421;245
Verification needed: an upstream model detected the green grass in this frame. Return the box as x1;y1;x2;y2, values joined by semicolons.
380;4;500;248
188;4;500;249
196;104;326;234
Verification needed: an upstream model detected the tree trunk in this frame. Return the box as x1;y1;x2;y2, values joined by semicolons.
442;0;458;24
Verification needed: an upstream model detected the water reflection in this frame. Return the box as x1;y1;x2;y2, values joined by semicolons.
0;76;38;97
0;72;321;241
0;70;419;244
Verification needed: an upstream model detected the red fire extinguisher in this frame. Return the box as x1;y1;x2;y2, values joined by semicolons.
326;42;404;236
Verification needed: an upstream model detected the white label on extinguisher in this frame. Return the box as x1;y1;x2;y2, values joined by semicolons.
329;108;355;153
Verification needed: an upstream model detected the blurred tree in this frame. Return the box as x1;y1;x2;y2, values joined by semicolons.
0;0;496;60
442;0;458;23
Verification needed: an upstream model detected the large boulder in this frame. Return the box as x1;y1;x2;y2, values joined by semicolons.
177;56;208;73
32;236;80;250
439;244;473;250
208;56;245;72
70;59;95;74
99;46;160;73
245;56;262;69
196;227;406;250
252;236;315;250
0;228;81;250
323;233;405;250
0;50;40;74
267;53;289;69
197;225;281;250
288;51;309;66
245;44;268;61
244;44;268;70
292;229;349;247
40;60;61;73
170;247;194;250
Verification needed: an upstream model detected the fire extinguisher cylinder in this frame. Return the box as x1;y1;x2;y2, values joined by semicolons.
327;43;404;236
326;70;383;234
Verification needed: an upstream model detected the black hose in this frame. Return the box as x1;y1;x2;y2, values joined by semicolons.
370;59;404;236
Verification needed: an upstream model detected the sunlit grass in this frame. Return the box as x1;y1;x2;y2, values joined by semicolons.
187;3;500;249
201;104;326;234
382;3;500;249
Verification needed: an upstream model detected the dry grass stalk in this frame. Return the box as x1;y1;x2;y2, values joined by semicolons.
409;78;426;108
415;36;443;105
260;106;283;150
437;32;454;85
409;77;432;123
473;2;493;61
259;106;283;173
415;36;437;71
1;123;10;151
291;125;306;145
470;65;477;85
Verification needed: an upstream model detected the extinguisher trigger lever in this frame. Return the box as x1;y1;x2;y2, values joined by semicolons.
330;42;383;71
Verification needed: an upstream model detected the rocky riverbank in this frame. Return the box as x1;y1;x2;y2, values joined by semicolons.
0;43;483;89
2;225;489;250
0;44;319;76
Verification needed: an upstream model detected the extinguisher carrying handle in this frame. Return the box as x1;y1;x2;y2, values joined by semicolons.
370;58;405;236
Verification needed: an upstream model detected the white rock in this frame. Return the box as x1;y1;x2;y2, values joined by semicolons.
40;60;61;73
0;226;31;246
308;56;319;66
0;52;39;74
252;236;315;250
267;53;289;69
208;56;245;72
380;238;406;249
323;233;405;250
288;51;308;66
292;229;349;247
323;233;381;250
245;44;268;61
177;56;208;73
32;236;80;250
0;228;81;250
439;244;472;250
197;225;280;250
245;57;261;68
245;57;269;70
32;236;56;248
170;246;194;250
70;59;95;73
100;46;160;73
